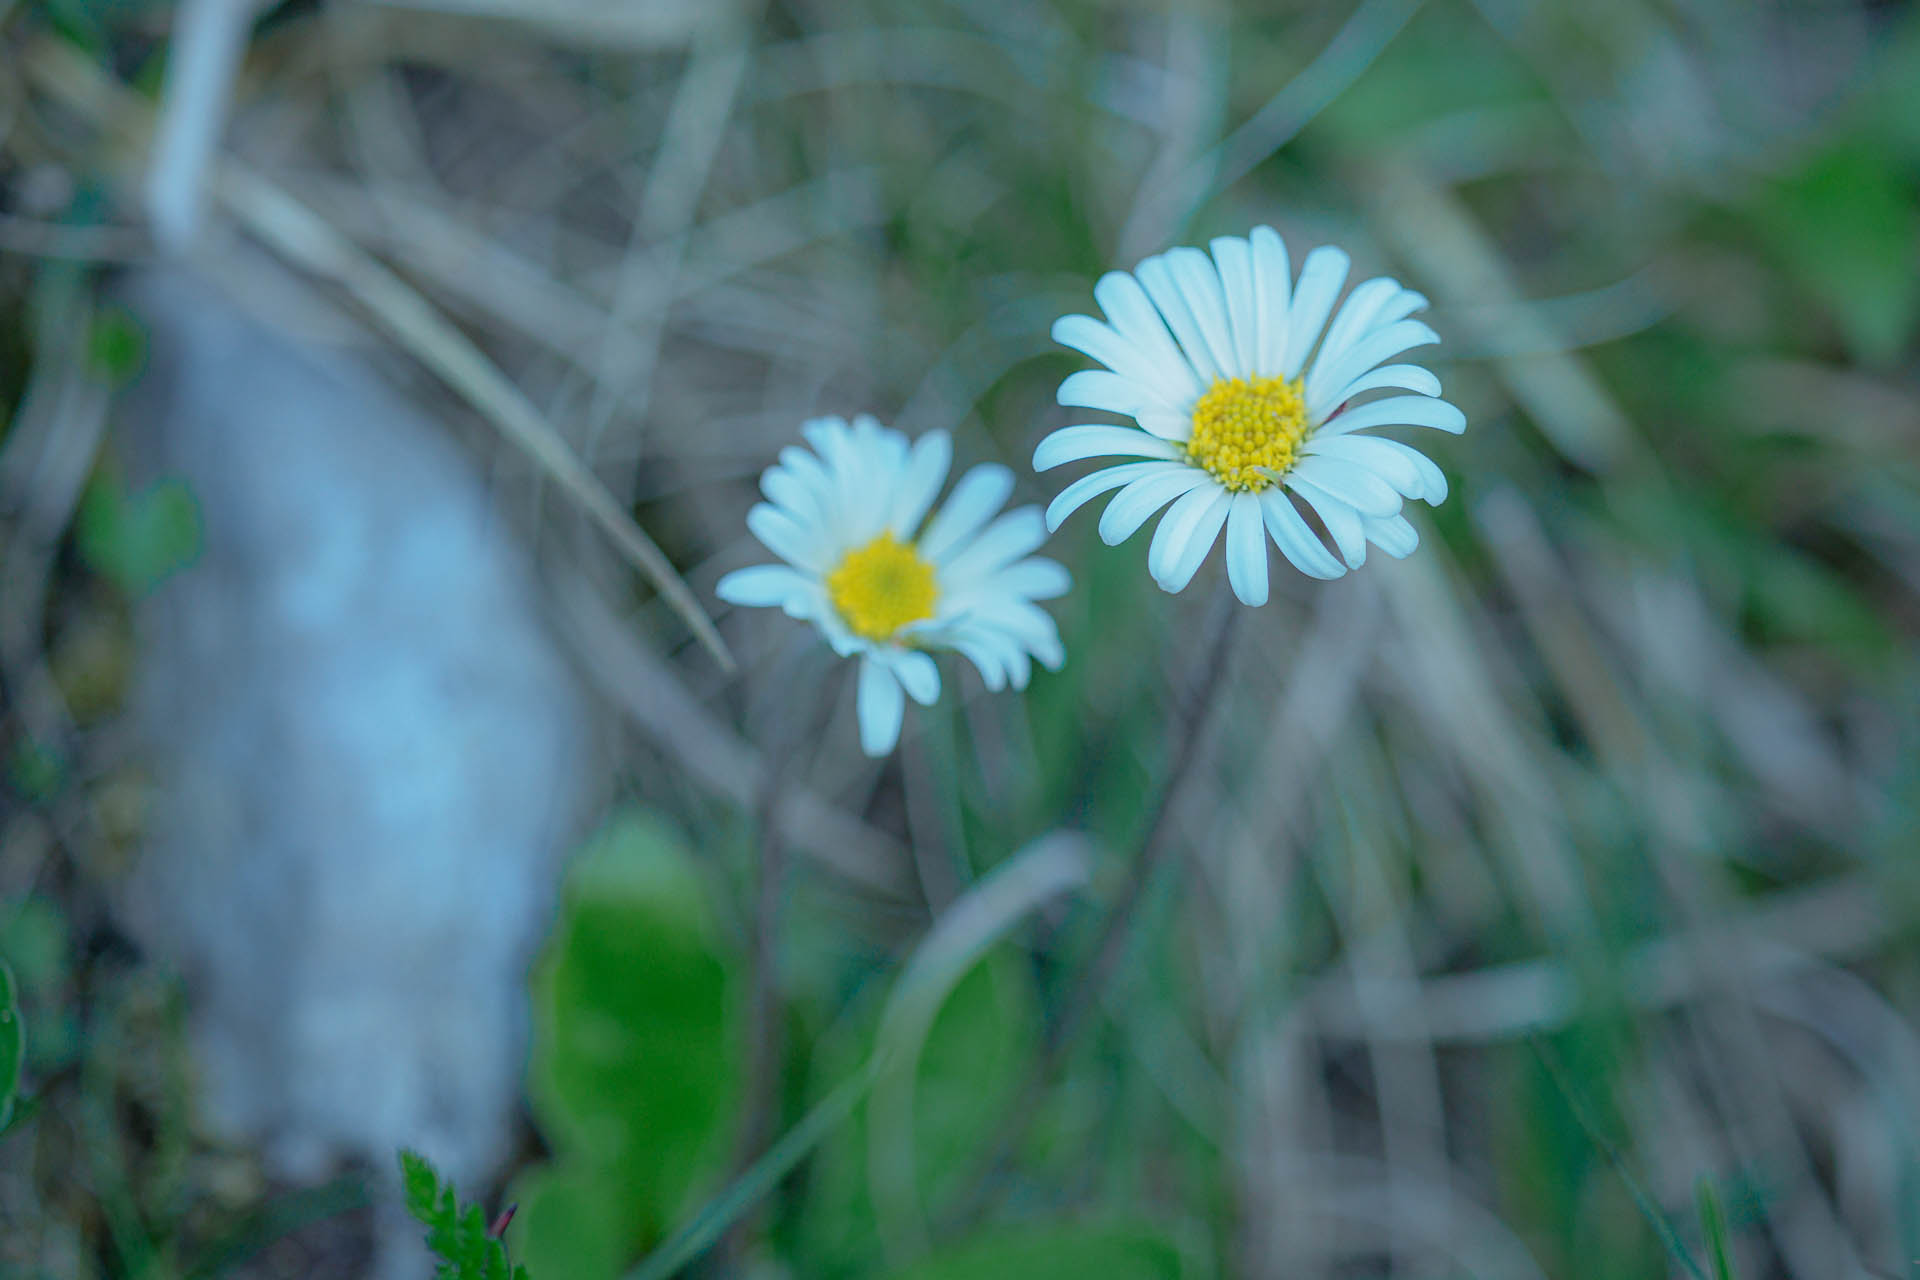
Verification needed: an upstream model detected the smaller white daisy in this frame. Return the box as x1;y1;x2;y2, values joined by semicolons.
717;415;1070;756
1034;225;1465;606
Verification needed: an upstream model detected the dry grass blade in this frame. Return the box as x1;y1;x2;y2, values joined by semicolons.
214;166;735;670
18;32;733;666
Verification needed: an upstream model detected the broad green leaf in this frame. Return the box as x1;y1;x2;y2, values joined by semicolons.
891;1223;1184;1280
527;811;740;1248
510;1165;628;1280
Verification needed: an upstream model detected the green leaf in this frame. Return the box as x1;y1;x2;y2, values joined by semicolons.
525;811;740;1251
891;1223;1185;1280
400;1149;441;1222
86;304;146;385
1752;138;1920;366
0;960;22;1134
1696;1179;1737;1280
396;1149;529;1280
75;469;203;597
511;1165;630;1280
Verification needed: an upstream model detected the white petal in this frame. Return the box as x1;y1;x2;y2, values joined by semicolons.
1057;369;1158;416
1363;512;1420;558
1312;277;1400;380
889;429;953;536
1033;424;1182;471
1287;455;1403;519
1249;225;1293;377
940;508;1047;580
990;556;1072;600
975;599;1065;671
1224;491;1269;606
816;605;865;657
945;627;1012;690
883;647;941;705
856;657;906;756
1053;313;1191;407
1148;484;1225;582
1324;362;1442;407
1210;235;1259;379
1094;270;1202;402
747;503;830;572
1259;490;1347;580
1280;245;1351;378
1136;409;1195;442
920;463;1014;562
855;414;907;492
1304;434;1426;499
760;465;823;525
1165;246;1241;379
779;584;825;621
1156;488;1232;593
1136;253;1225;386
715;563;811;608
1044;460;1179;531
1375;288;1429;326
775;446;838;534
801;416;857;504
1099;467;1212;545
1365;436;1448;504
1316;395;1465;437
1289;479;1368;568
1306;320;1440;411
1052;313;1142;375
816;416;895;545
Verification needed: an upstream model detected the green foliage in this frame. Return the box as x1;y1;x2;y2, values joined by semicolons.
75;467;202;598
890;1223;1185;1280
398;1150;529;1280
514;811;740;1279
1696;1179;1738;1280
511;1167;626;1280
1751;137;1920;366
803;952;1038;1274
85;304;145;385
5;738;66;805
0;959;22;1134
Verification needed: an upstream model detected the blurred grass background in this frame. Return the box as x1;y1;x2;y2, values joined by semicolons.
3;0;1920;1276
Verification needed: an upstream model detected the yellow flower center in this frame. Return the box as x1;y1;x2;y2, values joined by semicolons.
826;533;939;642
1186;374;1312;492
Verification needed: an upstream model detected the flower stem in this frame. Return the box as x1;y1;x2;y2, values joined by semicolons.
952;577;1243;1221
721;646;840;1264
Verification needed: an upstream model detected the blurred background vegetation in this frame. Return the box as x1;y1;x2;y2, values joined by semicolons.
3;0;1919;1276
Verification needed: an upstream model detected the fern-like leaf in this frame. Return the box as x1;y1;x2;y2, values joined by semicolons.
397;1149;531;1280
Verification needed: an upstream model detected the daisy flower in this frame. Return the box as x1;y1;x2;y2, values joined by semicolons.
1033;226;1464;606
716;415;1069;757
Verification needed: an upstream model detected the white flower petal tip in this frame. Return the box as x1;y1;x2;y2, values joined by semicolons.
723;415;1068;754
1038;225;1462;595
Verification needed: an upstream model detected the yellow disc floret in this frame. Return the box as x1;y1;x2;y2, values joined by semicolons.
1186;374;1312;491
826;533;939;642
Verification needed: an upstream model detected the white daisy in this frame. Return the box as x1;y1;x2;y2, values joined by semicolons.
1033;226;1464;606
717;415;1070;757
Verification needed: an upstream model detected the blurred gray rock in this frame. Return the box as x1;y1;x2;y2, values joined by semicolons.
114;268;590;1273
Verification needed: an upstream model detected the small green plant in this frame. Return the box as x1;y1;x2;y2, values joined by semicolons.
399;1149;530;1280
0;959;22;1134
